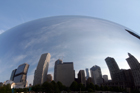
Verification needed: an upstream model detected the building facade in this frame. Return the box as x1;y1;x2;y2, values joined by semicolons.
126;53;140;87
90;65;103;85
78;70;86;86
54;59;75;87
103;75;108;83
54;59;63;81
33;53;51;85
10;63;29;88
46;74;52;83
10;69;17;81
105;57;120;81
85;68;90;80
86;77;93;85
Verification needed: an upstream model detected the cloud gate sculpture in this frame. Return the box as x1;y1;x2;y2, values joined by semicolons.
0;16;140;84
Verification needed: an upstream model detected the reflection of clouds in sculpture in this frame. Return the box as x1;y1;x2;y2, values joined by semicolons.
0;16;140;84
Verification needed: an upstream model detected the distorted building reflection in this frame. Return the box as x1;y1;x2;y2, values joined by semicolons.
33;53;51;85
105;57;120;82
46;74;52;83
77;70;86;86
126;53;140;88
54;59;75;87
90;65;103;85
9;63;29;88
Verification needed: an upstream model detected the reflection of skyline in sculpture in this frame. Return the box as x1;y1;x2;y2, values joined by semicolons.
54;59;63;81
54;59;75;87
77;70;86;86
90;65;103;85
85;68;90;80
0;16;140;84
105;57;120;82
11;63;29;83
46;74;52;83
10;63;29;88
126;53;140;87
102;75;108;82
10;69;17;81
33;53;51;85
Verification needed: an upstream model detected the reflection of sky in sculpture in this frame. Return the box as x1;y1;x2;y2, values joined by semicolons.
0;16;140;84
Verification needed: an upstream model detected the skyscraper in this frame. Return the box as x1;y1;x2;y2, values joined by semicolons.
33;53;51;85
54;59;63;81
126;53;140;87
105;57;120;81
46;74;52;83
90;65;103;85
10;69;17;81
78;70;86;86
54;59;75;87
10;63;29;88
103;75;108;83
126;53;140;69
85;68;90;80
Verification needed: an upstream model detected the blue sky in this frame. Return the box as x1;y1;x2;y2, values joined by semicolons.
0;0;140;34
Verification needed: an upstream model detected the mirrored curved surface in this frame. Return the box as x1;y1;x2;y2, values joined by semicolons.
0;16;140;84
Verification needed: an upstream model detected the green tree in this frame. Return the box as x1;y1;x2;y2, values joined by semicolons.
70;81;78;91
88;88;94;92
100;85;104;91
32;84;41;93
104;86;109;91
78;83;85;91
86;83;95;91
51;81;60;93
0;84;11;93
41;81;51;92
57;81;64;91
95;85;100;90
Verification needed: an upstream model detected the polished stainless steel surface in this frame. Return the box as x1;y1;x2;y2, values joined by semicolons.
0;16;140;84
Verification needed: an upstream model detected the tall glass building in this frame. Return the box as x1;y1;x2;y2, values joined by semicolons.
33;53;51;85
90;65;103;85
10;63;29;88
54;60;75;87
105;57;120;81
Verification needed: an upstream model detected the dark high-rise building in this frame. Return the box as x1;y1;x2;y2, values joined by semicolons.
126;53;140;87
126;53;140;69
105;57;120;81
120;69;134;88
33;53;51;85
10;69;17;81
78;70;86;86
54;59;63;81
86;77;93;85
90;65;103;85
54;59;75;87
103;75;108;83
46;74;52;83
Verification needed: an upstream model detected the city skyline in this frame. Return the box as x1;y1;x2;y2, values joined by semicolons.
2;52;140;88
0;16;140;85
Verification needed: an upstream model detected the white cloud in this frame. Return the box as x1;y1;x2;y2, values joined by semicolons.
0;29;5;34
13;55;27;63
